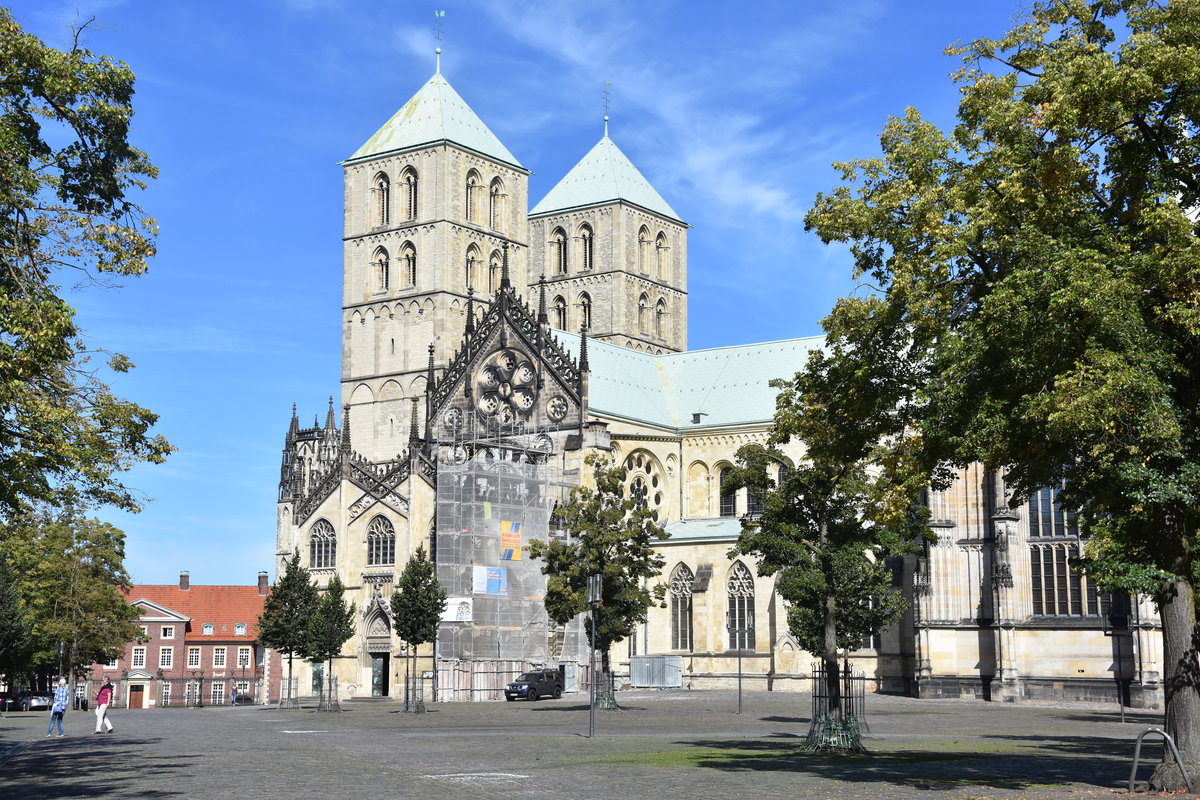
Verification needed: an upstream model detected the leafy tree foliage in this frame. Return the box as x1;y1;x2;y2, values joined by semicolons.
727;328;927;746
804;0;1200;784
257;551;318;705
0;9;171;516
528;453;668;677
1;505;141;681
0;553;29;682
391;545;446;711
307;574;355;710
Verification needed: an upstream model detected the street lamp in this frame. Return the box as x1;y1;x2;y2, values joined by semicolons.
727;608;755;715
587;573;602;739
238;652;249;704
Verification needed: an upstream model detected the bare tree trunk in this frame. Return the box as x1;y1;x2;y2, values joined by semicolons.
1152;576;1200;790
820;523;841;717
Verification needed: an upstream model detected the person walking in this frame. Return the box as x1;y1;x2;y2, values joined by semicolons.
94;678;115;734
47;677;69;737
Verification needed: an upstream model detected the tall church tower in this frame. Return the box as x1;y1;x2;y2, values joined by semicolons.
527;122;687;353
339;64;530;460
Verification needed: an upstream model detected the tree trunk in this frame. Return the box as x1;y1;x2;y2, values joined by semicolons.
821;540;841;717
286;652;294;707
1151;576;1200;790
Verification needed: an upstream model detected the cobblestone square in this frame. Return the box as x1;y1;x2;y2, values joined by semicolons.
0;690;1165;799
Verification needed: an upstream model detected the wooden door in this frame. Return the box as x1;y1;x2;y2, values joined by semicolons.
129;684;144;709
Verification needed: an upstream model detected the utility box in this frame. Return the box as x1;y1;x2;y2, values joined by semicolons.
630;655;683;689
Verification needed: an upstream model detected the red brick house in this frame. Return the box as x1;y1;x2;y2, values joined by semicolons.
84;572;282;709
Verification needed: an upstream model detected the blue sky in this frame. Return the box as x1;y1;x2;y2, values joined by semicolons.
8;0;1025;586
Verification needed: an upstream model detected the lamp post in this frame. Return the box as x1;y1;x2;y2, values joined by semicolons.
587;573;602;739
727;608;755;715
238;652;249;704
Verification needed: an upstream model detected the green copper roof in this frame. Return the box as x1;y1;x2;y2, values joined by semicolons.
556;333;826;429
345;72;524;170
530;135;682;222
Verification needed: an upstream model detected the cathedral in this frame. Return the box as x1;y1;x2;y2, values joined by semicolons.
274;61;1164;707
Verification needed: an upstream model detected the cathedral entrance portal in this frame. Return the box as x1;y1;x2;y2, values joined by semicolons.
371;654;389;697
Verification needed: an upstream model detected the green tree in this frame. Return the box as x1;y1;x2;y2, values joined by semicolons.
307;574;355;711
391;545;446;712
257;551;318;706
1;505;142;681
528;453;668;688
804;0;1200;785
0;553;30;684
727;332;927;751
0;9;171;517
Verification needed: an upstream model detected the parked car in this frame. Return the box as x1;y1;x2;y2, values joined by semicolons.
505;669;563;701
0;691;13;711
13;690;51;711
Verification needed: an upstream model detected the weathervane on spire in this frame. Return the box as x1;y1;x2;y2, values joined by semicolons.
603;81;612;137
434;10;446;73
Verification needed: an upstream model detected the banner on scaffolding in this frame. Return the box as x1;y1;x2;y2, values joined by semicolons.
500;521;522;560
472;566;508;596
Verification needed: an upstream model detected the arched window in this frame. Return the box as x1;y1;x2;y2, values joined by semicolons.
465;170;481;222
551;227;567;274
488;250;502;293
655;231;668;280
637;293;649;334
400;242;417;287
578;292;592;330
655;298;666;338
373;173;390;226
366;515;395;566
465;244;480;291
747;482;765;517
553;295;567;330
489;178;504;230
372;247;390;292
670;564;694;651
637;225;651;273
309;519;336;569
401;167;418;220
579;223;594;271
727;562;755;650
719;467;735;517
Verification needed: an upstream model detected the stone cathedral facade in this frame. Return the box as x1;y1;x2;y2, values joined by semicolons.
275;64;1163;706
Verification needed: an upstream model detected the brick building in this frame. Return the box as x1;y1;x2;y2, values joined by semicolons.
84;572;281;709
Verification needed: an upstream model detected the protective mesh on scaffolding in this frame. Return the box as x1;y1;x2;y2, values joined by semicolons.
435;453;583;665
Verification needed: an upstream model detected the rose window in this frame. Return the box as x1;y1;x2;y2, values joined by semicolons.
473;349;537;424
623;452;665;522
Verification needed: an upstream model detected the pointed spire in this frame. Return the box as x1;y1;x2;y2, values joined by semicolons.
579;324;590;373
426;342;436;390
287;403;299;443
325;396;336;431
500;241;511;289
424;345;435;443
465;288;475;335
537;276;547;325
340;404;352;456
410;396;420;440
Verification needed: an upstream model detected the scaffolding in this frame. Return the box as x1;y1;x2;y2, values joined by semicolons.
433;403;585;700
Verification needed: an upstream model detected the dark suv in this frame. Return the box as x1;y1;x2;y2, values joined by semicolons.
505;669;563;701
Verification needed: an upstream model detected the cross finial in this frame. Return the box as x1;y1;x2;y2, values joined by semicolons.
603;81;612;137
434;10;446;73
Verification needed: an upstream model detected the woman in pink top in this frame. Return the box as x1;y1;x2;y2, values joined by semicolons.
94;679;114;734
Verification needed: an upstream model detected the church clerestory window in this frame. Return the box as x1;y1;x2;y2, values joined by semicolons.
578;292;592;331
655;298;666;339
310;519;336;569
489;250;501;293
400;242;417;287
637;226;651;273
466;170;481;223
579;223;594;271
553;295;567;330
366;515;395;566
465;244;480;291
637;293;649;334
719;467;735;517
655;231;668;280
489;178;504;231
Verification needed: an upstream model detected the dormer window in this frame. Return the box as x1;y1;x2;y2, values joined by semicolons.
235;623;247;636
202;623;214;636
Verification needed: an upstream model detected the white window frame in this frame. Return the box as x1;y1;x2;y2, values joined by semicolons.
187;647;201;668
213;647;226;668
211;681;225;706
237;646;252;669
202;623;214;636
159;647;173;669
132;647;146;668
161;625;174;639
235;623;247;636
